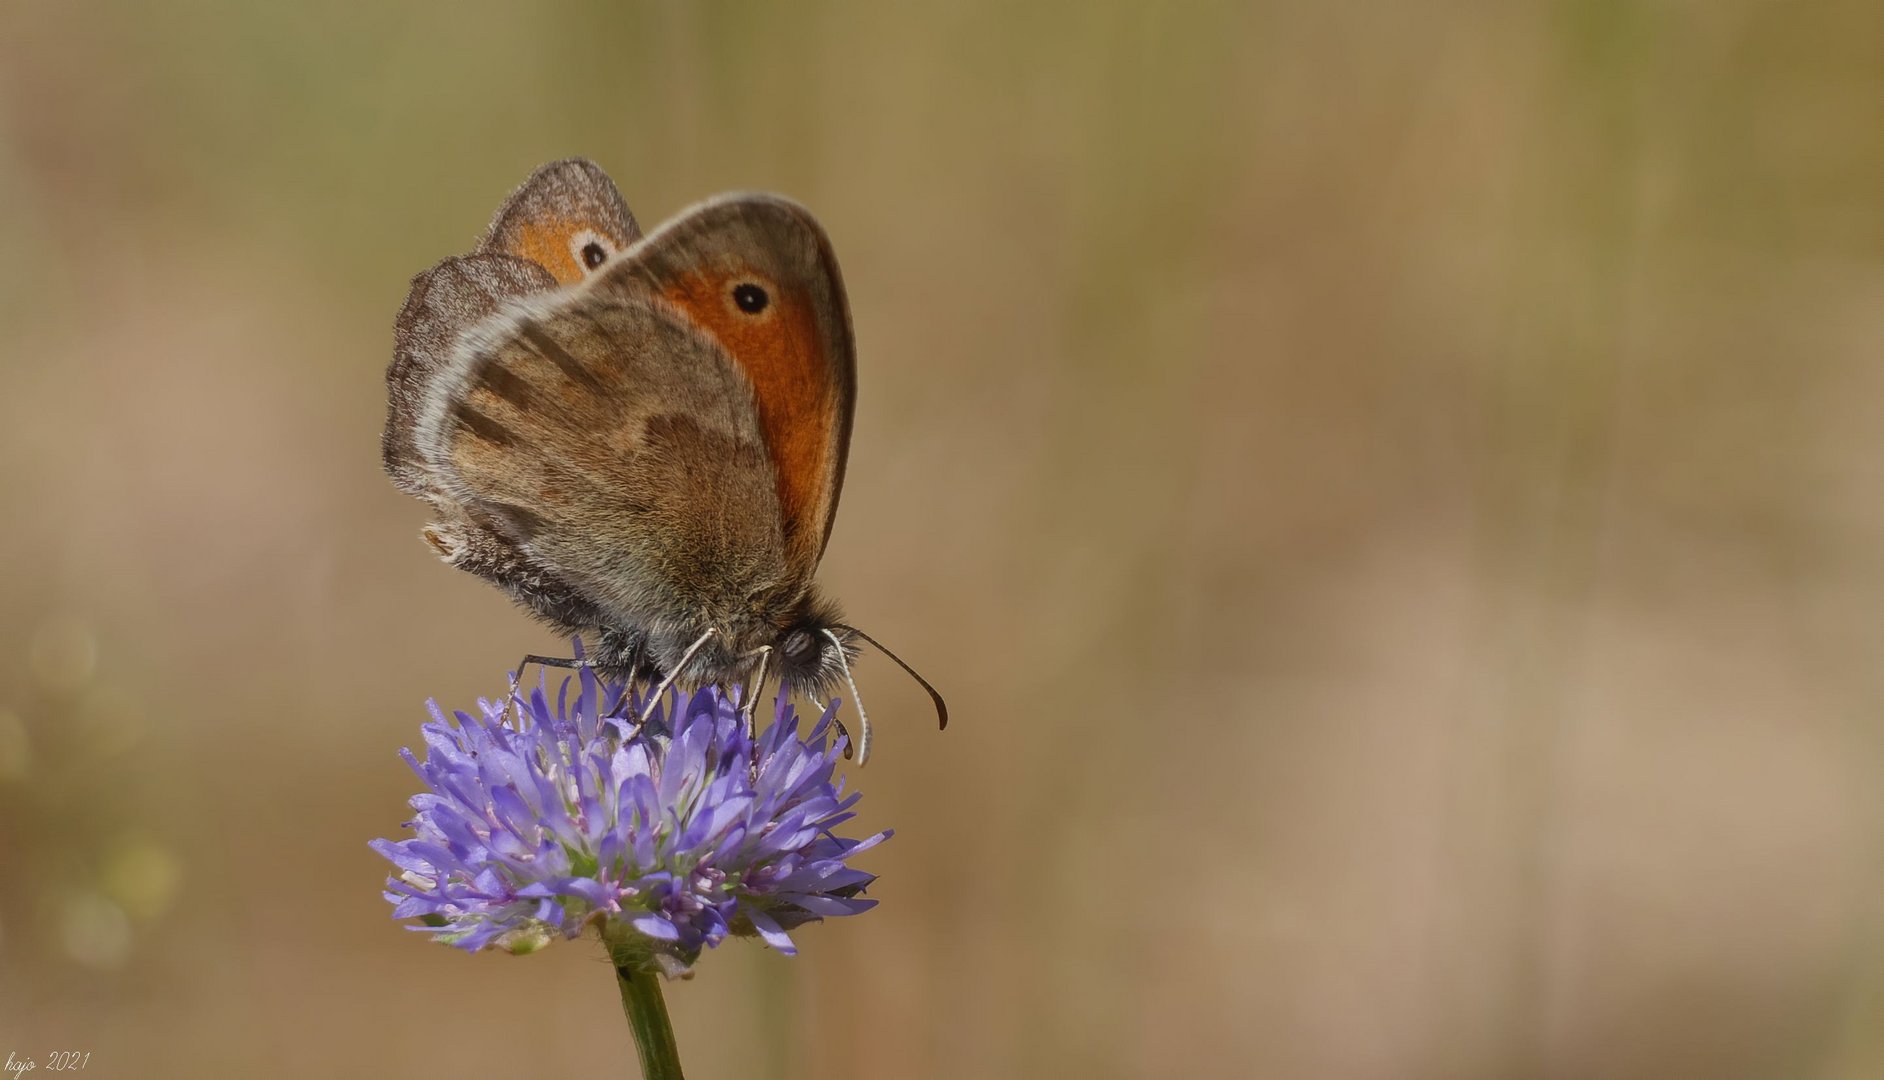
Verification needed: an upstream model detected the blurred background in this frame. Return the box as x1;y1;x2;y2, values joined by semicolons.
2;2;1881;1077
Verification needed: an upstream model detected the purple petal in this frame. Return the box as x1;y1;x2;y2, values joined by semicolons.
745;908;798;954
372;640;894;965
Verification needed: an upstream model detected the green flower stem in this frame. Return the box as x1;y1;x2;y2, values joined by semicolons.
615;958;685;1079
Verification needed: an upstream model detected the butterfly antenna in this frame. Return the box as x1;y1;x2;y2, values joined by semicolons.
638;627;718;727
821;629;873;766
835;625;949;731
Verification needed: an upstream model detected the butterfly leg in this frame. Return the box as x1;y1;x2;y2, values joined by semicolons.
637;628;720;728
801;691;854;762
742;646;773;782
595;627;655;722
508;653;595;726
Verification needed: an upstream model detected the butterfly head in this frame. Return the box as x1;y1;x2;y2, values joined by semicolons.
735;588;855;699
771;620;855;698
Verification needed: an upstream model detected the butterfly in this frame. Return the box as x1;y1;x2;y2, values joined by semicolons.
382;158;943;762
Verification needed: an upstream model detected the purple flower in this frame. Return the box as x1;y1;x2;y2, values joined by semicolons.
371;664;889;976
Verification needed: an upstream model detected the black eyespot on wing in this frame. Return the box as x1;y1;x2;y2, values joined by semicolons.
733;282;769;314
581;242;608;269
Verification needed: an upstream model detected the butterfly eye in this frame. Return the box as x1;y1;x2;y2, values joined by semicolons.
732;282;769;314
780;628;818;667
580;242;608;269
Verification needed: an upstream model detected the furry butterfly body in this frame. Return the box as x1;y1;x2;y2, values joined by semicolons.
382;160;944;741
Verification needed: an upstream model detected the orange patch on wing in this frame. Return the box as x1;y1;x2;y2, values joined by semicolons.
505;222;585;284
662;271;834;551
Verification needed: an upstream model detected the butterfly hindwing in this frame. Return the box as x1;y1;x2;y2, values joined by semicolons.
386;157;646;633
385;253;557;497
417;290;793;630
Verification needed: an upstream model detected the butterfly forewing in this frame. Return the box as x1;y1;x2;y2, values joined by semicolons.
480;158;642;284
608;195;857;574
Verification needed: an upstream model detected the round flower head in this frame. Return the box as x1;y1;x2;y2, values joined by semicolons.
372;665;889;977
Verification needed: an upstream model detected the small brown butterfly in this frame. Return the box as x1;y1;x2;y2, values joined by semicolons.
382;158;943;762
